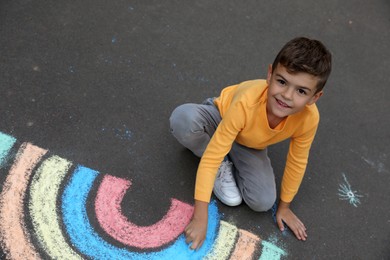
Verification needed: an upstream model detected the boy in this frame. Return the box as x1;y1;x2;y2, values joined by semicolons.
169;37;332;249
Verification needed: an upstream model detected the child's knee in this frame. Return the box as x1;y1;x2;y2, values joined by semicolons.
243;192;276;212
170;105;189;132
169;104;198;142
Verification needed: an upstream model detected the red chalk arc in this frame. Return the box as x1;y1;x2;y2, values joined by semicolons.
95;175;194;249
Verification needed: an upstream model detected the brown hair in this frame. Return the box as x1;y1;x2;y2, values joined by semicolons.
272;37;332;93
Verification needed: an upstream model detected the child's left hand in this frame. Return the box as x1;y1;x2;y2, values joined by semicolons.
276;201;307;241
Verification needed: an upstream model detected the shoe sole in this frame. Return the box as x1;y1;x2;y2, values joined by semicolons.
213;188;242;207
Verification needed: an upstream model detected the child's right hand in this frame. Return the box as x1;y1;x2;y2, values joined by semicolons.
184;217;207;250
184;200;209;250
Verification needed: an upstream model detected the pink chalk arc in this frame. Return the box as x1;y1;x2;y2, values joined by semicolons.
95;175;194;249
0;143;47;259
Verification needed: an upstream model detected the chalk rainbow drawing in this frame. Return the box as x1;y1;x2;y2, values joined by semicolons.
0;131;287;259
338;173;363;207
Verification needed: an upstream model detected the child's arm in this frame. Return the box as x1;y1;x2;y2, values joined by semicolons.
184;200;208;250
277;118;318;240
276;200;307;241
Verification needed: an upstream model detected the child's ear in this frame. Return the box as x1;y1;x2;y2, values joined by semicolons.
308;91;323;105
266;64;273;84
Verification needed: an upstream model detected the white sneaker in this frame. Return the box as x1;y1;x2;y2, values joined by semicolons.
213;161;242;206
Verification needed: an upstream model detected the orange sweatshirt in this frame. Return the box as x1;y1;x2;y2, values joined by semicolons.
195;79;319;203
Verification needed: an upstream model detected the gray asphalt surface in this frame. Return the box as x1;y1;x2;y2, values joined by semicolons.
1;0;389;259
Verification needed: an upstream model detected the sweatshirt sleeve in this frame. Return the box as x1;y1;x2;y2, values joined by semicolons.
194;99;246;202
280;119;319;203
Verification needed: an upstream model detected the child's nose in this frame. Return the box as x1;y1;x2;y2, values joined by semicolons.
282;87;294;100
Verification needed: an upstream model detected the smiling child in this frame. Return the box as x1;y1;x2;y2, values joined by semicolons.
170;37;332;249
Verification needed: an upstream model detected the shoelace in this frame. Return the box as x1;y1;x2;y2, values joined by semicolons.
218;162;234;184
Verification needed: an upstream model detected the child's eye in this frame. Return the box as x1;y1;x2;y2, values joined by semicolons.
277;79;286;85
298;89;307;95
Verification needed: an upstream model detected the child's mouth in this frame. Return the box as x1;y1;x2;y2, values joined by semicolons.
276;98;291;108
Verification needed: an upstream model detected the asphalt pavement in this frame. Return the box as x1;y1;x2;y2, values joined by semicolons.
0;0;389;259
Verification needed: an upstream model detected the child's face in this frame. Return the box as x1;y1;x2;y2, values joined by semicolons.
266;64;323;120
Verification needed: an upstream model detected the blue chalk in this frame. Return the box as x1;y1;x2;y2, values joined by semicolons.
0;132;16;167
62;165;220;259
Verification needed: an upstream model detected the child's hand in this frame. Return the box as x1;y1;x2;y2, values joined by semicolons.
185;200;209;250
276;201;307;241
184;217;207;250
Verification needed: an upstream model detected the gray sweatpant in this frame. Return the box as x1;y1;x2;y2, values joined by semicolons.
169;98;276;212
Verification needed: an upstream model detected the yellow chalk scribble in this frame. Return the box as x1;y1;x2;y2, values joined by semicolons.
29;156;82;259
204;221;238;260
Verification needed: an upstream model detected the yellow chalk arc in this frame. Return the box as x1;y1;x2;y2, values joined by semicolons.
204;221;238;260
29;155;83;259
